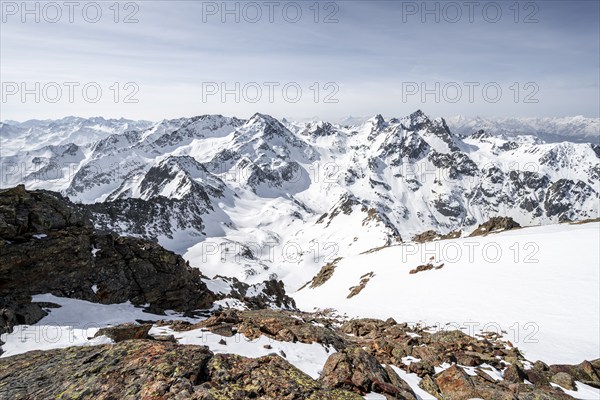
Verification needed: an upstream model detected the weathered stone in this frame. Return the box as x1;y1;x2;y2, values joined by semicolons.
524;368;550;387
320;347;417;399
202;353;362;399
0;340;363;399
533;360;550;372
503;364;526;383
95;323;151;342
433;365;478;399
550;372;576;391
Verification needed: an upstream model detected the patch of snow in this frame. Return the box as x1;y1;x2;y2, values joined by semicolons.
387;365;437;400
202;277;232;295
363;393;387;399
149;325;334;379
401;356;421;365
0;294;200;358
550;381;600;400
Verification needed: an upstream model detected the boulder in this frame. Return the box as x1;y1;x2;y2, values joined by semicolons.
320;347;417;399
551;372;576;391
432;365;478;399
503;364;526;383
94;323;151;342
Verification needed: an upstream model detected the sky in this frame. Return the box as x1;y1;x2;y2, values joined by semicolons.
0;0;599;122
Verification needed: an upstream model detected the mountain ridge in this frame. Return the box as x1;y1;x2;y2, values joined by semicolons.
2;110;598;287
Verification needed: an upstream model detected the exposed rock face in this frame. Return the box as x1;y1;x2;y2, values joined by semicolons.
551;372;576;390
303;257;342;289
214;275;297;310
204;353;362;399
0;185;216;335
412;229;461;243
469;216;521;237
503;363;527;383
319;347;417;399
549;360;600;388
0;340;363;399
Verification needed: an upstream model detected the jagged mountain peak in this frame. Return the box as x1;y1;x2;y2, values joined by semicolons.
366;114;386;132
246;112;284;127
302;121;338;137
235;113;293;139
136;155;224;202
156;154;209;173
409;108;428;120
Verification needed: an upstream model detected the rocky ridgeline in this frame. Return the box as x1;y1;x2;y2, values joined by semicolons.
0;186;294;339
410;217;521;243
182;310;600;399
0;185;216;337
2;310;599;399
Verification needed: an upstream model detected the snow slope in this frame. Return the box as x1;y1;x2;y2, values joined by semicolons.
294;222;600;365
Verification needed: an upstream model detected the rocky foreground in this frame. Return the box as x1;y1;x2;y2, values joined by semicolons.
1;185;599;399
2;309;599;399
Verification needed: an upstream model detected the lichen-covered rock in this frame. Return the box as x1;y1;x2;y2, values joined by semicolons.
550;372;576;390
503;364;526;383
319;347;417;399
95;323;152;342
0;341;362;400
0;341;214;399
201;353;362;399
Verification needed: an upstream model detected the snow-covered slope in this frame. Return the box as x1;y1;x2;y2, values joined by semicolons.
1;111;599;287
0;117;153;156
294;221;600;365
447;115;599;144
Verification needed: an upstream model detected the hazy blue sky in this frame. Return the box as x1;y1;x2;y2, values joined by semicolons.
1;0;598;121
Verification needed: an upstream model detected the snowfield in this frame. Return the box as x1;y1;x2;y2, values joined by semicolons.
294;222;600;365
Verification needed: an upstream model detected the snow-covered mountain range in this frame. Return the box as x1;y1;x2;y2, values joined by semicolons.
1;111;599;288
446;115;600;144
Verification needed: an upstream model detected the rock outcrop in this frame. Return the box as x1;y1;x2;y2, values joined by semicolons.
2;308;599;399
0;185;216;335
162;310;600;399
469;216;521;237
0;340;363;399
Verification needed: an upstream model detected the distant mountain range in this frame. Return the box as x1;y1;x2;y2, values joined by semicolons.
1;111;598;288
